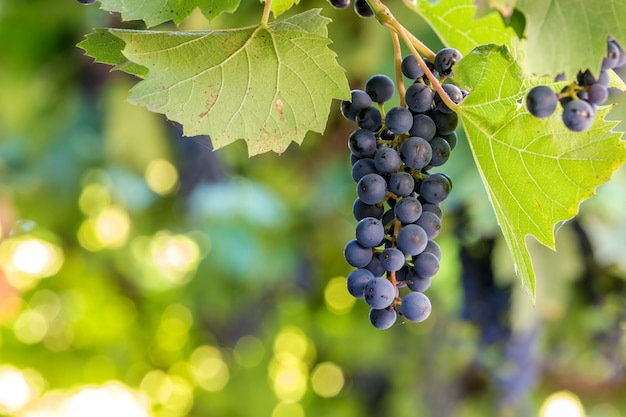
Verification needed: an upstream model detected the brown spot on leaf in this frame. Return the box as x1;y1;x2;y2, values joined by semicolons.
276;99;284;121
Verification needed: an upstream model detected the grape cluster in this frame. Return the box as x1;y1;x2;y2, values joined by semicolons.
526;36;626;132
342;49;463;330
328;0;374;18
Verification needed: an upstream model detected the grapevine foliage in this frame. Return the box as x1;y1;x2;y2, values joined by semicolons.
78;0;626;299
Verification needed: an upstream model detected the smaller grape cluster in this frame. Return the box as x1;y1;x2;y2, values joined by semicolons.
526;36;626;132
328;0;374;18
342;48;463;330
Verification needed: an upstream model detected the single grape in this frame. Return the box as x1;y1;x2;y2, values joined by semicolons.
344;239;373;268
409;114;436;141
354;0;374;17
562;100;595;132
413;251;440;278
341;90;373;121
381;208;396;228
401;54;425;80
421;202;442;219
396;223;428;256
434;47;462;76
380;247;406;272
374;147;402;174
363;277;396;309
609;37;626;68
401;292;432;322
369;307;397;330
399;136;432;169
428;136;451;167
435;84;464;113
365;74;395;103
365;252;386;277
329;0;351;9
602;37;621;71
357;173;388;205
406;270;432;292
394;196;423;224
395;266;409;288
525;85;558;118
430;109;458;135
440;132;457;150
348;129;377;158
351;158;377;182
587;83;608;105
355;217;385;248
420;173;452;204
415;211;442;239
405;83;434;113
356;106;382;132
424;239;442;261
385;106;413;134
388;172;415;197
346;268;374;298
352;198;384;221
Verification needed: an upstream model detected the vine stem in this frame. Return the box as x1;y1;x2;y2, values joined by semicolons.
364;0;459;112
391;31;407;107
261;0;272;26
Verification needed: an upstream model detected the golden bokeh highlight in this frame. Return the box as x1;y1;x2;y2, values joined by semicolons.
145;159;179;196
310;362;344;398
540;391;585;417
324;276;355;314
190;345;230;392
271;401;305;417
78;206;131;251
0;235;63;290
0;366;37;413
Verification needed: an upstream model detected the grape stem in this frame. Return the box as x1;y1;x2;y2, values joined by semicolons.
391;31;407;107
364;0;460;112
261;0;272;27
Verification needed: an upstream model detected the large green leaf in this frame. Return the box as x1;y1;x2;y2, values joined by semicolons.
407;0;517;55
454;44;626;297
516;0;626;77
98;0;241;27
78;29;147;77
82;9;350;155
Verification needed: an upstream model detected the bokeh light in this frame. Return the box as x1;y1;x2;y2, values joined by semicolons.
150;232;201;283
190;345;230;392
78;205;131;251
271;401;305;417
310;362;344;398
0;366;37;413
0;235;63;290
233;335;266;368
324;276;355;314
540;391;586;417
145;159;179;196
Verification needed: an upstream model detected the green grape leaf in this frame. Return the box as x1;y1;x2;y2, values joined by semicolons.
516;0;626;77
408;0;517;55
88;9;349;155
474;0;517;18
98;0;241;28
454;44;626;297
78;29;148;77
262;0;300;17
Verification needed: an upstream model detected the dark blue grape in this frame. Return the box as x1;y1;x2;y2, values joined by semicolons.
344;239;373;268
365;74;395;103
357;173;388;205
356;106;382;132
374;147;402;174
602;38;621;70
329;0;351;9
431;108;458;135
415;211;441;239
413;251;440;278
348;129;377;158
396;224;428;256
409;114;436;141
562;100;594;132
369;307;397;329
388;172;415;197
341;90;373;121
355;217;385;248
400;136;432;169
420;173;452;204
526;86;557;118
421;202;442;219
354;0;374;17
352;198;384;221
394;196;422;224
351;158;377;182
401;292;432;322
347;268;374;298
440;132;457;150
587;83;608;105
364;277;396;309
598;70;610;87
428;136;451;167
424;239;442;260
435;84;464;113
406;270;432;292
365;251;386;277
385;106;413;134
405;83;434;113
380;247;405;272
401;54;425;80
434;47;462;76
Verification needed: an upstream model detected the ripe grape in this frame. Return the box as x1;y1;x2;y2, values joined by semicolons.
430;109;458;135
348;129;377;158
405;83;434;113
352;198;384;221
420;173;451;204
354;0;374;18
364;277;396;309
406;270;432;292
344;239;373;268
355;217;385;248
388;172;415;197
385;106;413;134
401;292;432;322
562;99;595;132
394;196;422;224
329;0;351;9
356;106;382;132
428;136;451;167
347;269;374;298
525;86;558;118
341;90;373;121
369;307;397;330
435;83;464;113
357;173;388;205
400;136;432;169
351;158;377;182
434;47;462;76
365;74;395;103
374;147;402;174
380;247;406;272
415;211;442;239
587;83;608;105
401;54;425;80
409;114;436;141
396;224;428;256
413;251;440;278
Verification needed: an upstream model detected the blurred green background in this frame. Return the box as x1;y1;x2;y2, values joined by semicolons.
1;1;626;417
